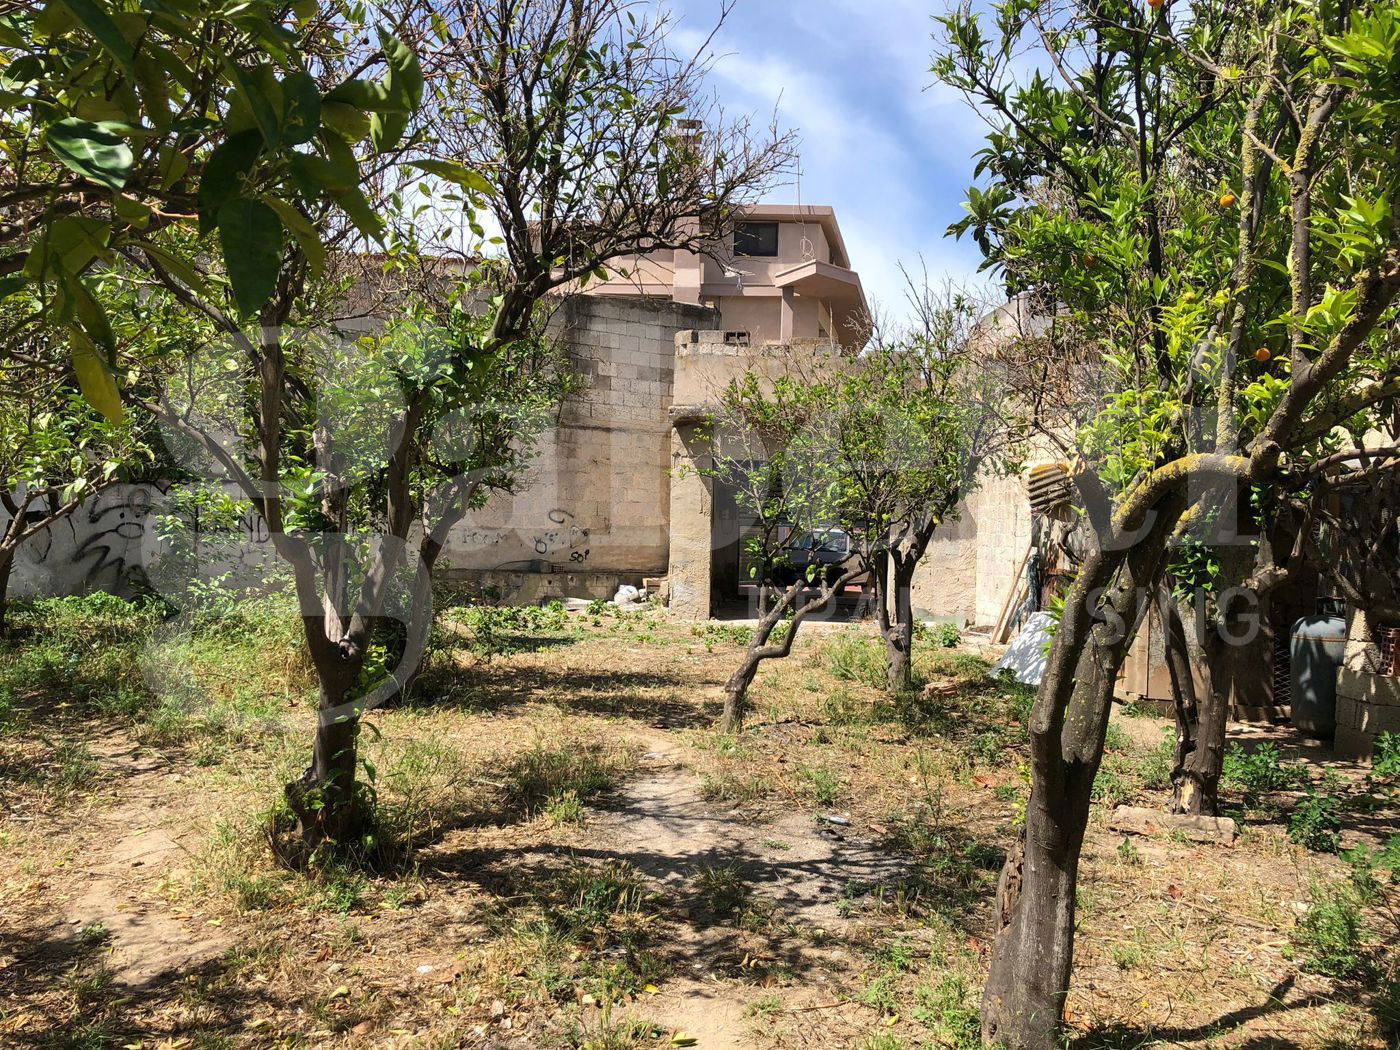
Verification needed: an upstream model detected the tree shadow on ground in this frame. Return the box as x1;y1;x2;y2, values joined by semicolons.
1072;975;1341;1049
415;660;720;730
407;839;913;988
0;921;279;1049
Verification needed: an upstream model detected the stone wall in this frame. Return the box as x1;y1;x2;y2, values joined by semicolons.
1336;607;1400;759
910;467;1035;628
438;296;720;581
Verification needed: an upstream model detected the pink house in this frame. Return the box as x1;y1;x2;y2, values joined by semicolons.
579;204;870;350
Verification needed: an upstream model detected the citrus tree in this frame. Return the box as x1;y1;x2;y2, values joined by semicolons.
823;291;986;694
69;0;792;857
702;370;859;733
934;0;1400;1045
0;0;425;417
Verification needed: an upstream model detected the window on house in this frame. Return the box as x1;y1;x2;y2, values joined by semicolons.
734;221;779;257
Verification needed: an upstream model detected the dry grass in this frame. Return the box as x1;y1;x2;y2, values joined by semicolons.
0;599;1395;1049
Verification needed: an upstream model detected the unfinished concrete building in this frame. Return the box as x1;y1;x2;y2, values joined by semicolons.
432;205;871;606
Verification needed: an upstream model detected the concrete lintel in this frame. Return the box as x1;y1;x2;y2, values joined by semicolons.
669;403;717;428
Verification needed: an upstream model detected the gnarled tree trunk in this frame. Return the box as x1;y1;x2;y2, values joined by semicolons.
1162;588;1228;815
876;553;918;694
723;568;858;733
982;493;1184;1050
280;620;371;857
0;548;12;637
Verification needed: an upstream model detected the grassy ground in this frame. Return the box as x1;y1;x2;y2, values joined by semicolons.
0;594;1396;1049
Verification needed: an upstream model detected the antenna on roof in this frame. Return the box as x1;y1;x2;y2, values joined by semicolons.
795;160;815;262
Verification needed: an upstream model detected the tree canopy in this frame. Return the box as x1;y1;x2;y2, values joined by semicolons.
935;0;1400;1045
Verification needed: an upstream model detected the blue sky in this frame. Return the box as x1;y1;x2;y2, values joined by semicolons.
668;0;994;321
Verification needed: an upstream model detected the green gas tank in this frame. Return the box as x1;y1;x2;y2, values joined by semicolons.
1290;614;1347;740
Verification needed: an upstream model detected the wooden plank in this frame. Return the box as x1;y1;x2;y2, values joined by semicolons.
992;544;1033;644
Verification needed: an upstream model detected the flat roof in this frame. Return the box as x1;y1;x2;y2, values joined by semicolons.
734;204;853;270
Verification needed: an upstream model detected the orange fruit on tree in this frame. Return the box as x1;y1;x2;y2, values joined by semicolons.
1148;0;1164;8
1254;347;1272;363
1219;193;1238;208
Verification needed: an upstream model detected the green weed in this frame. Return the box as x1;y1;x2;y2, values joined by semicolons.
504;740;632;815
826;633;886;689
927;622;962;648
693;863;750;914
913;972;981;1050
1289;880;1369;979
1222;742;1306;801
797;762;843;806
1289;789;1343;853
699;770;773;804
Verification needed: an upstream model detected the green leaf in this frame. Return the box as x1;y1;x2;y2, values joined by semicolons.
24;215;111;278
334;186;384;242
113;193;152;228
320;100;372;142
134;240;211;298
378;29;424;108
370;109;408;154
59;0;135;74
368;29;422;152
69;328;123;423
158;143;191;191
262;196;326;277
198;129;263;232
230;63;284;148
133;47;172;129
46;118;132;190
66;274;116;353
324;78;406;113
217;198;284;317
280;71;321;146
409;159;493;195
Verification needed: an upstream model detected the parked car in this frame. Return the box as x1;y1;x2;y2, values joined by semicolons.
774;528;866;588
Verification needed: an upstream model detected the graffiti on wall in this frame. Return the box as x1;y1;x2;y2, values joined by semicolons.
532;508;590;564
11;484;165;595
7;483;278;599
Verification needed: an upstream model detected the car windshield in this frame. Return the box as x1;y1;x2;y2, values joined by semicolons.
795;530;847;554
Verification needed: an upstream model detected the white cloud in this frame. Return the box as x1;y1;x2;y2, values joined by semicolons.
669;1;992;319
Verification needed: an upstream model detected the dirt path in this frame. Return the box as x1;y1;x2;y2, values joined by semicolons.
62;734;228;986
600;741;910;925
587;736;914;1049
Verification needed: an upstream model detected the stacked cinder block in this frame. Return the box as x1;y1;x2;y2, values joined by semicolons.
440;295;719;582
1335;607;1400;759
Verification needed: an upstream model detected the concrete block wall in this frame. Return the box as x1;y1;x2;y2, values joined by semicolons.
911;510;977;624
1336;607;1400;759
971;473;1035;626
3;481;279;604
439;295;720;579
5;483;163;600
911;468;1034;628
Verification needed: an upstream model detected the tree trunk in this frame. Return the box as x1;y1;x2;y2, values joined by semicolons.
1178;650;1227;816
880;557;916;694
722;656;763;734
0;548;12;637
982;494;1184;1050
1161;589;1226;815
281;650;369;858
722;569;857;732
722;585;796;733
981;659;1113;1050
